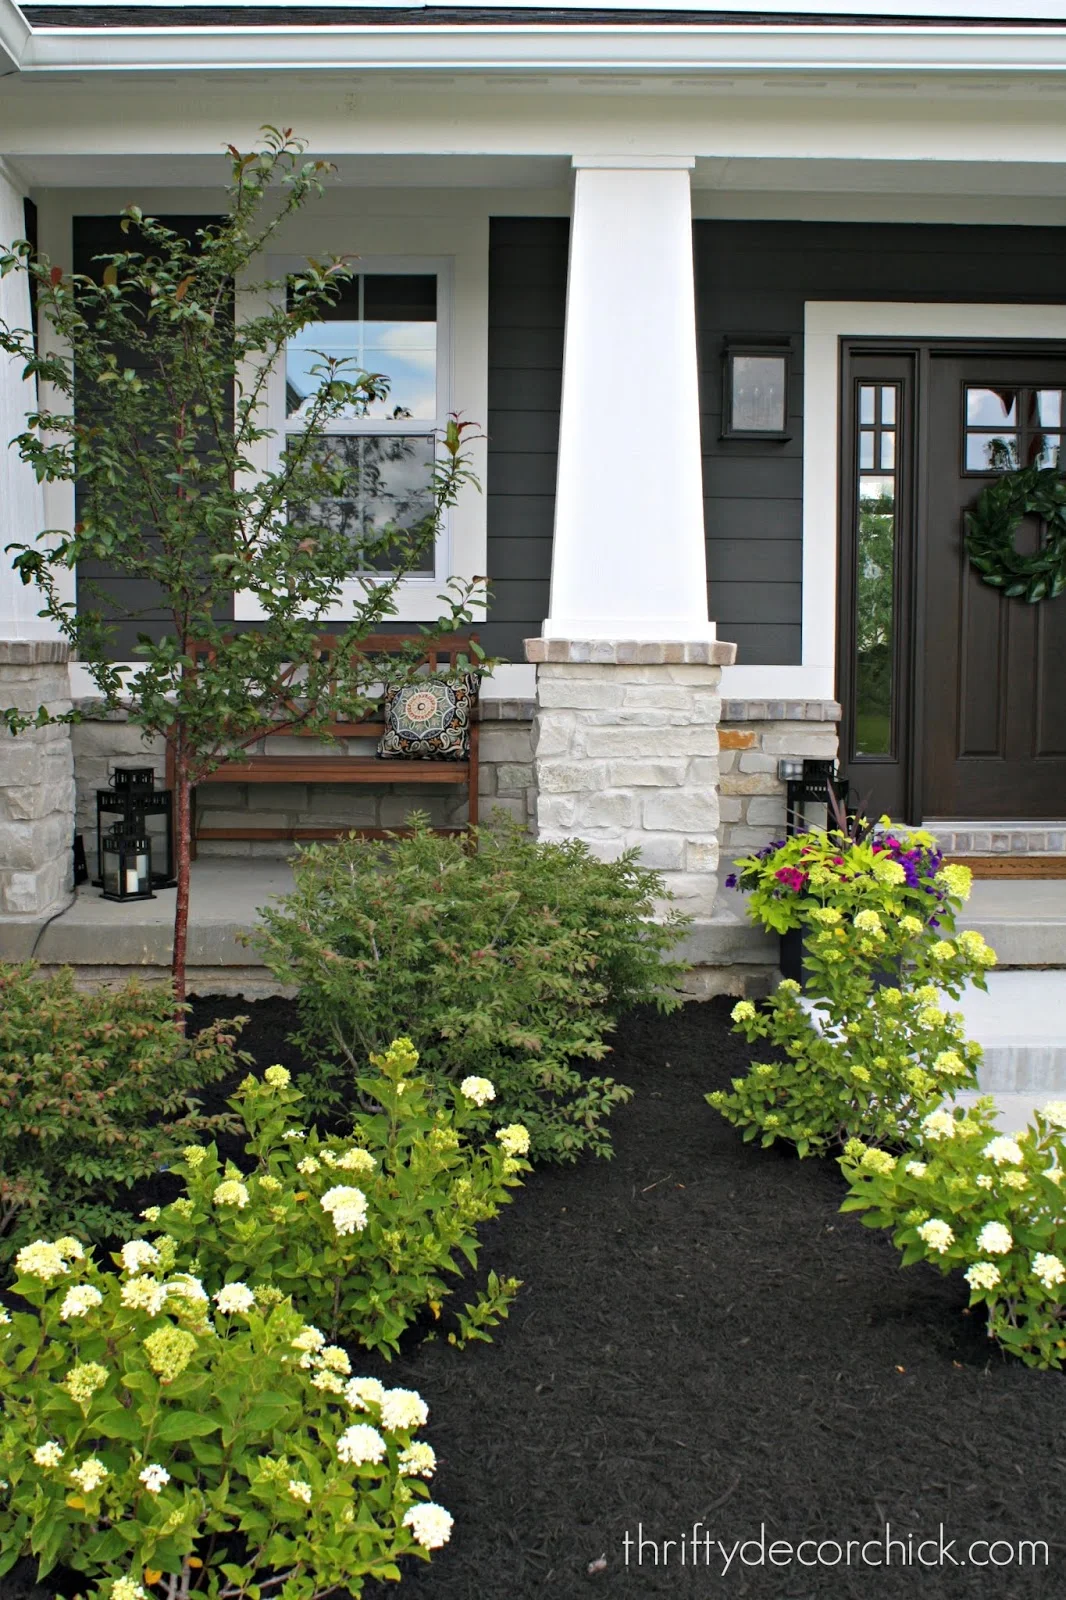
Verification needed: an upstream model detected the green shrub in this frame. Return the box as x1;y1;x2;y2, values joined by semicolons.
0;964;243;1261
840;1098;1066;1369
154;1042;526;1357
0;1234;452;1599
707;839;996;1154
254;820;687;1160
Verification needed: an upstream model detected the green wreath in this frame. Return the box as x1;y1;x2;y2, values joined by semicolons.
964;464;1066;604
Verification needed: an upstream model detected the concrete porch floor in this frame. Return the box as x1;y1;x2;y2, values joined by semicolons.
2;866;1066;1109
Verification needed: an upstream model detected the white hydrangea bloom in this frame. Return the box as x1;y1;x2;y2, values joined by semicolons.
70;1457;109;1493
403;1502;454;1549
297;1157;321;1175
964;1262;1001;1292
110;1581;146;1600
495;1125;531;1158
1041;1101;1066;1129
399;1442;437;1479
264;1065;291;1088
332;1148;377;1175
319;1345;352;1375
213;1180;250;1210
336;1424;387;1466
15;1241;71;1281
121;1277;168;1316
282;1128;306;1141
166;1274;208;1305
33;1442;64;1468
311;1370;346;1395
379;1387;429;1433
905;1161;928;1178
983;1137;1024;1167
976;1221;1013;1255
54;1237;85;1261
138;1463;170;1494
975;1174;994;1190
288;1478;312;1504
60;1285;103;1320
320;1185;368;1236
921;1109;957;1142
1032;1253;1066;1292
345;1377;386;1412
917;1219;955;1254
214;1283;256;1315
120;1241;161;1274
140;1207;161;1223
459;1076;496;1107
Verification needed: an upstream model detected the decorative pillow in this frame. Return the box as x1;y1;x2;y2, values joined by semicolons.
377;674;479;761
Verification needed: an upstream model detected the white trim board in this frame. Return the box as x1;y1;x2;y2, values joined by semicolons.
781;300;1066;708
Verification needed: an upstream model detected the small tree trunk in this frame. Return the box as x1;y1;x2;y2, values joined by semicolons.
172;733;192;1022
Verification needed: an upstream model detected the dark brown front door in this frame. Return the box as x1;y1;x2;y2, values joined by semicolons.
923;354;1066;819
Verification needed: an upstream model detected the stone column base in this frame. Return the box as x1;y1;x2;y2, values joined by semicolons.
0;640;75;919
525;638;737;919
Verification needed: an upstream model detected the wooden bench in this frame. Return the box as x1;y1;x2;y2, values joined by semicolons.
166;633;479;857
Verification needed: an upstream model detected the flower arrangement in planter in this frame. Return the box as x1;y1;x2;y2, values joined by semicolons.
150;1041;527;1357
0;1235;451;1599
840;1097;1066;1369
708;828;997;1154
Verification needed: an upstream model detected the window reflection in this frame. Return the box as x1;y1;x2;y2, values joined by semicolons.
291;435;436;574
963;385;1066;474
286;274;437;421
854;385;899;759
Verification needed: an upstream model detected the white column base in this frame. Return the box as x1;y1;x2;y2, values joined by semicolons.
527;638;736;921
0;641;75;920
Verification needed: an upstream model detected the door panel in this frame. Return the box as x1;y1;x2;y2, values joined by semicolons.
923;353;1066;818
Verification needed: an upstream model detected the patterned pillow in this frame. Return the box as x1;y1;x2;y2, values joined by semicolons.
377;674;479;760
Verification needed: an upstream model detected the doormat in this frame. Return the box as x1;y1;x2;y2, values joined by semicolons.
946;855;1066;879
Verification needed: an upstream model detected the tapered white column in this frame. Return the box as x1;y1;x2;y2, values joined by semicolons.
0;161;50;641
0;163;74;922
544;156;713;641
526;157;734;924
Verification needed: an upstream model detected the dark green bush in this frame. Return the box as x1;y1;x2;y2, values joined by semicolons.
255;819;689;1161
0;963;244;1260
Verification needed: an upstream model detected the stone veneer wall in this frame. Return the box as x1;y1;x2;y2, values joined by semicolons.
71;700;535;872
717;698;842;867
0;641;75;918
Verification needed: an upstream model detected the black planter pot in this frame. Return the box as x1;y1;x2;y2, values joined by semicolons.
778;921;900;991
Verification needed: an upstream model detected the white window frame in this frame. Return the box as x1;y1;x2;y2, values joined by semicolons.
234;252;454;622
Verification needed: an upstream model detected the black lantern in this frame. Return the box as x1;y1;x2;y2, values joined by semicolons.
100;825;154;902
721;341;792;440
779;757;849;838
95;767;175;889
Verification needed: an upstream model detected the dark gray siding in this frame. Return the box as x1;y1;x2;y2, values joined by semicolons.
695;219;1066;663
72;215;232;657
484;217;568;663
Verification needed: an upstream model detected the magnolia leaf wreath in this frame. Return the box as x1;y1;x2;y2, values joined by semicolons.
964;464;1066;604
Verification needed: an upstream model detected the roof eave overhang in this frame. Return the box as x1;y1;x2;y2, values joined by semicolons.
11;17;1066;76
0;0;31;72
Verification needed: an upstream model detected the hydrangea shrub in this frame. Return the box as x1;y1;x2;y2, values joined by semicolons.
707;839;996;1154
254;821;680;1159
840;1098;1066;1369
0;963;243;1264
154;1042;527;1356
0;1237;451;1599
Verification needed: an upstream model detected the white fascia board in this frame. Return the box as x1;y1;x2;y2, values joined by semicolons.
17;22;1066;76
0;0;30;73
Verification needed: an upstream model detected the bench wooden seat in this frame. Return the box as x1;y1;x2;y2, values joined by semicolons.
166;633;479;855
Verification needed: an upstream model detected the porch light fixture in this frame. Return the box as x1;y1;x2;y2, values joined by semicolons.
94;768;175;891
99;825;154;903
782;758;847;838
721;341;791;440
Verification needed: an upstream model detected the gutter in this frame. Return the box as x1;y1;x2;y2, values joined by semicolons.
17;19;1066;74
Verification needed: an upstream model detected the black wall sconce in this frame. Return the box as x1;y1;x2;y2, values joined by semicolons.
721;340;792;441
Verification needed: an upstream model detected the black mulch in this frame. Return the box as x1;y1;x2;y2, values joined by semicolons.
10;998;1066;1600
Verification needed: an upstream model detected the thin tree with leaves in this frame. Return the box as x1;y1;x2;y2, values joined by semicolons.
0;128;483;1007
